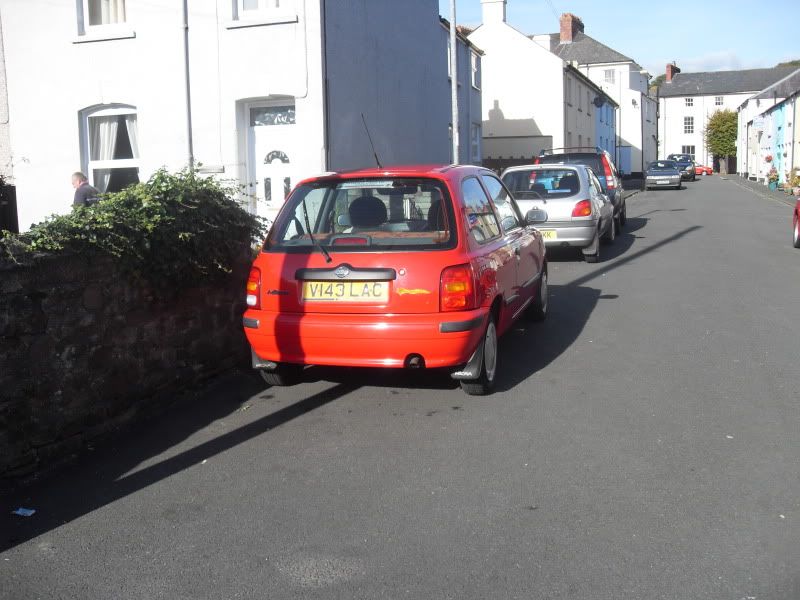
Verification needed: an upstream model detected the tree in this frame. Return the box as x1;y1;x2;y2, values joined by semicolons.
705;109;737;174
649;74;666;95
775;59;800;68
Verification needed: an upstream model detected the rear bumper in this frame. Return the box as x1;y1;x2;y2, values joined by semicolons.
243;308;488;369
536;220;597;247
646;176;681;187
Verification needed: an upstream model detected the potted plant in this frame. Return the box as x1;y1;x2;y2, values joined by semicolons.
767;166;779;190
791;173;800;196
765;154;773;163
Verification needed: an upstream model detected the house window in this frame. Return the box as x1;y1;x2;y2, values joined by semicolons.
715;96;723;106
250;105;295;126
604;69;615;84
233;0;294;20
471;52;480;89
681;145;695;157
587;91;591;115
447;38;452;78
685;97;693;107
578;134;582;148
81;105;140;193
684;116;694;134
83;0;126;26
566;78;572;106
470;123;481;164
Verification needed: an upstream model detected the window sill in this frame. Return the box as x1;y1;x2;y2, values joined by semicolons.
226;14;298;29
73;27;136;44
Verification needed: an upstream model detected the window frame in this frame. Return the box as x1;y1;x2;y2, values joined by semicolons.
604;69;615;84
470;52;481;89
79;104;141;191
685;97;694;107
76;0;134;39
684;116;694;134
230;0;297;26
470;123;481;164
461;176;501;245
480;174;522;233
681;145;696;156
715;96;723;106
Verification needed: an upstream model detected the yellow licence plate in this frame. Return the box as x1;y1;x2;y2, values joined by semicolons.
302;281;389;302
540;230;558;240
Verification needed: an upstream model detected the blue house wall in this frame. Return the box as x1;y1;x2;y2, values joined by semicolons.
595;101;618;165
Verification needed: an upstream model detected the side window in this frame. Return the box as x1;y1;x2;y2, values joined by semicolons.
481;175;520;232
589;172;604;198
461;177;500;243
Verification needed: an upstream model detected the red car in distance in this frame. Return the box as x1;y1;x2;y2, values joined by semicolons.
243;165;549;395
695;164;713;176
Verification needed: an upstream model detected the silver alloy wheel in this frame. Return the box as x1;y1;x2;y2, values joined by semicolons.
483;320;497;383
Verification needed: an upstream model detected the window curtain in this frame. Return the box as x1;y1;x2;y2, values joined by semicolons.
89;115;118;192
124;115;139;159
89;0;126;25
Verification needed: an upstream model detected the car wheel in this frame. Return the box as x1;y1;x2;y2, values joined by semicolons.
460;316;498;396
793;216;800;248
692;174;696;181
583;228;601;263
527;270;548;322
259;363;303;386
602;215;616;244
618;201;627;228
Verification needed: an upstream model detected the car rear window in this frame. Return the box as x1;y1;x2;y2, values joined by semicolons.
648;161;678;171
265;178;456;252
537;153;605;190
502;168;581;200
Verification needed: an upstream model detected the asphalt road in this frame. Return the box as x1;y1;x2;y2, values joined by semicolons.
2;176;799;599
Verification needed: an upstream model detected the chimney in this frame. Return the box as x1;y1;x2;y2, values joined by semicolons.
559;13;584;43
481;0;506;24
666;62;681;83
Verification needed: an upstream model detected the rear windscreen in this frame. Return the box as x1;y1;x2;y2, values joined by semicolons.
502;168;581;200
265;178;456;252
537;154;604;189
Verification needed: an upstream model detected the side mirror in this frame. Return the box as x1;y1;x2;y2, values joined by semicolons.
526;208;548;225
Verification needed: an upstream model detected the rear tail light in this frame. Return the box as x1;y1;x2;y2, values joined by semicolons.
534;157;541;165
440;264;476;312
572;199;592;217
602;158;616;189
246;267;261;309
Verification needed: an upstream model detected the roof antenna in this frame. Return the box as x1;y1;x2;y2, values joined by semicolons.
361;112;382;169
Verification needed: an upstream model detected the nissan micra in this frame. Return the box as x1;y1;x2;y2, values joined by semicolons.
243;165;549;395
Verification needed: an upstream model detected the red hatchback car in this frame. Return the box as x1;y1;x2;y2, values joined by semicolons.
243;165;549;395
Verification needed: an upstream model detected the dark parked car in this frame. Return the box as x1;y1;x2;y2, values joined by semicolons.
645;160;682;190
667;153;696;181
535;147;626;230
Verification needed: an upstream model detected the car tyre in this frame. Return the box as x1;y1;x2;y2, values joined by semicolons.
618;201;627;228
793;216;800;248
259;363;303;386
527;270;548;322
460;316;498;396
602;216;616;244
583;228;601;263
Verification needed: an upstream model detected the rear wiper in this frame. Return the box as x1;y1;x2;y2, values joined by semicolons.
301;194;332;263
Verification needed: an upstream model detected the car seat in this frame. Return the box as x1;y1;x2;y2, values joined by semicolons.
558;174;579;193
349;195;387;230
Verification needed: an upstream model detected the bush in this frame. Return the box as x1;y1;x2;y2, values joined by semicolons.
0;168;267;289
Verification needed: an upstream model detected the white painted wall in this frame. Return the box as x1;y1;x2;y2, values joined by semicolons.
1;0;455;230
469;20;596;161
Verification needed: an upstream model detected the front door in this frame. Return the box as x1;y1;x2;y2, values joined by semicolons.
247;104;297;223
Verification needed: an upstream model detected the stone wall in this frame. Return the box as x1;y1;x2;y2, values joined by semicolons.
0;252;251;478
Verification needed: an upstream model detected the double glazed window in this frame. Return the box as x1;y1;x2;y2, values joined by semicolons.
685;97;694;107
78;0;127;34
81;105;140;193
684;116;694;134
233;0;295;21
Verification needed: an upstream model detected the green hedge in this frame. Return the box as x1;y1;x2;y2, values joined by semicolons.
0;169;267;288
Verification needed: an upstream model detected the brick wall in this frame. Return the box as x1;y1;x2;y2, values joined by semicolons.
0;252;251;478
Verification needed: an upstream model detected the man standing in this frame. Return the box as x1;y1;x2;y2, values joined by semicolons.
71;172;100;207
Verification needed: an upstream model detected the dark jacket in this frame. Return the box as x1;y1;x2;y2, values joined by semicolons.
73;182;100;207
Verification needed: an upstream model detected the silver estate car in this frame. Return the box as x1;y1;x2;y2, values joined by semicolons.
501;164;615;263
645;160;682;190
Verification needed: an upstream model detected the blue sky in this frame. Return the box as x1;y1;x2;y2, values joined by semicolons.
438;0;800;77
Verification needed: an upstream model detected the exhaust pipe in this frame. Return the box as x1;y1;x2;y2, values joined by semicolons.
404;354;425;369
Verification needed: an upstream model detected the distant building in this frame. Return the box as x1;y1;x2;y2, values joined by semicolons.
1;0;474;230
467;1;612;173
530;13;656;177
657;64;795;171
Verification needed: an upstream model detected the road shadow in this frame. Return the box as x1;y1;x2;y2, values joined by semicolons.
544;215;648;264
495;284;602;392
0;371;358;551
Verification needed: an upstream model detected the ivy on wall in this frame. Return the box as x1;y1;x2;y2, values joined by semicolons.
0;169;267;289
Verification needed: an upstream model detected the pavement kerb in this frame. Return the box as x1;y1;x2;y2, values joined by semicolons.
722;175;797;208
